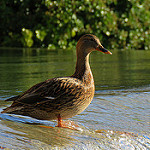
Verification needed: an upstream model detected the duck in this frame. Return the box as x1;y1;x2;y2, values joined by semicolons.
1;34;112;127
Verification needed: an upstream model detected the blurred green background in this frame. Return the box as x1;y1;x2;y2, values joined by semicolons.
0;0;149;50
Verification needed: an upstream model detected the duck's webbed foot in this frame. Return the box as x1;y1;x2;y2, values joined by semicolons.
56;114;79;130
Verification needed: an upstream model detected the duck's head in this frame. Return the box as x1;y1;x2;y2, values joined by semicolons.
76;34;112;56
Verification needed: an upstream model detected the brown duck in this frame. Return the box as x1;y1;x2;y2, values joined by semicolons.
2;34;112;127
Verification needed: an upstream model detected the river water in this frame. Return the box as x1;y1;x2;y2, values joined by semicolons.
0;48;150;149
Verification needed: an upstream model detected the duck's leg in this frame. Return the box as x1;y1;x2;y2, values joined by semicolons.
39;114;78;130
56;114;62;127
55;114;79;130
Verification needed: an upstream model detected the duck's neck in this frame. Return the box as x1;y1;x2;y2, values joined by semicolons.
72;52;94;85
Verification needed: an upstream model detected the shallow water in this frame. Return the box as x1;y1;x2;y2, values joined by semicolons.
0;48;150;149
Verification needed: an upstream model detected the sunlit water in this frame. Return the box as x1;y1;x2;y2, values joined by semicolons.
0;48;150;149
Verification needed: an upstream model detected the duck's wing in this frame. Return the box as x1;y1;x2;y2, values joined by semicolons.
5;80;50;104
2;77;83;112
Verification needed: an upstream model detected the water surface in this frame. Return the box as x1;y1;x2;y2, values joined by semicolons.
0;48;150;149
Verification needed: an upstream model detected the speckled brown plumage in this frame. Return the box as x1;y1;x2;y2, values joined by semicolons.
2;34;112;127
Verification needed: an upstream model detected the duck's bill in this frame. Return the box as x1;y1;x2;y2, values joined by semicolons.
96;46;112;55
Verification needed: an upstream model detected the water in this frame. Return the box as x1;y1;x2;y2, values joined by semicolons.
0;48;150;149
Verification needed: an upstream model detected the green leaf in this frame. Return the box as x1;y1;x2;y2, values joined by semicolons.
22;28;33;47
35;30;47;42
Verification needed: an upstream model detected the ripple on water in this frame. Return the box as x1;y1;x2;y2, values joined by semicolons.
0;116;149;150
0;87;149;149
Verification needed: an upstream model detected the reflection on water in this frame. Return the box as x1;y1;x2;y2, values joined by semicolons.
0;48;150;149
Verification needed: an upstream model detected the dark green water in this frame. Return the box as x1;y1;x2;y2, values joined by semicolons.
0;48;150;149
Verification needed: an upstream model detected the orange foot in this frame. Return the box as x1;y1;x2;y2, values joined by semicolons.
39;125;54;129
56;114;79;130
39;115;79;130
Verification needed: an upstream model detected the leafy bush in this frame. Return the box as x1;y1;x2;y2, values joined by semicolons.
0;0;149;50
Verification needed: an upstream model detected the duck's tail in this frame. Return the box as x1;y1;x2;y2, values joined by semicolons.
1;95;22;114
1;106;23;114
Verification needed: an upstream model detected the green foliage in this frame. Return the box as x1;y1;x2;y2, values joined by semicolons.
35;30;47;42
0;0;149;50
22;28;33;47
